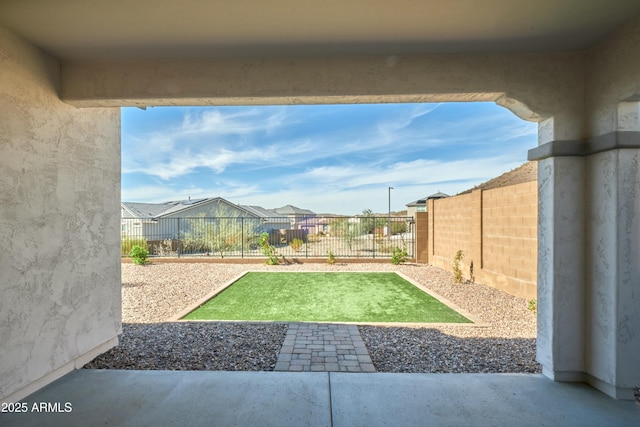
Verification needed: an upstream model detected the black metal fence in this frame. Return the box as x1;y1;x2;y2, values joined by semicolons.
121;216;415;259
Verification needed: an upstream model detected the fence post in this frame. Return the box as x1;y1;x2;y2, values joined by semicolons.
177;217;181;258
372;216;376;259
305;216;308;258
241;217;244;258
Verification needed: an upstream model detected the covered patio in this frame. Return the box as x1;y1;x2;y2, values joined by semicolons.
1;1;640;423
2;370;638;426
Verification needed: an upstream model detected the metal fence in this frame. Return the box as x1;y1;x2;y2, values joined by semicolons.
121;216;415;259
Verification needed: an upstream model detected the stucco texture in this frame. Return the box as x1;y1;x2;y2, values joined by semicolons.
0;25;121;401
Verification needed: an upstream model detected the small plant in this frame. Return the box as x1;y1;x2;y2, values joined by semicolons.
121;237;148;256
327;250;336;265
290;238;304;251
390;245;409;265
130;245;149;265
528;299;537;313
155;239;175;257
260;232;281;265
469;260;475;283
452;249;464;284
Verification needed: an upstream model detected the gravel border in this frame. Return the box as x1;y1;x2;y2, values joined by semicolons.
86;262;540;374
85;322;287;371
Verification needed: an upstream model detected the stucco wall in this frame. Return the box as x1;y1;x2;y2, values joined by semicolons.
584;149;640;394
581;14;640;397
0;26;121;402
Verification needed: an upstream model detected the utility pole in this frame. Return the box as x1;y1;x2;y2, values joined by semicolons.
388;186;393;242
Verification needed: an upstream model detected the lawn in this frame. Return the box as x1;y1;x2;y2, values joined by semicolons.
182;272;472;323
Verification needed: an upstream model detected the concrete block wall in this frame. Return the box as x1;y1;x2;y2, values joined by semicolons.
431;192;475;263
417;182;537;299
482;181;538;294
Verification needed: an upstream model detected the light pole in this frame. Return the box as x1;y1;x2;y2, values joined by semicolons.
388;186;393;242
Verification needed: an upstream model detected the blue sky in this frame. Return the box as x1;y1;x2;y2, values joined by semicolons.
121;103;537;215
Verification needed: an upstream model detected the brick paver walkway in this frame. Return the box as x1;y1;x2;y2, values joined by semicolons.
274;323;376;372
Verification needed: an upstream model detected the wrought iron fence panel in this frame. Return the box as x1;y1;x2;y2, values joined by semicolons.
121;215;415;259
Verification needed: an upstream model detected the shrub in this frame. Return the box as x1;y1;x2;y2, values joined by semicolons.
182;215;243;257
290;238;304;251
391;246;409;265
327;250;336;265
260;232;281;265
452;249;464;283
122;237;147;256
528;299;537;313
154;239;175;257
130;245;149;265
391;221;408;235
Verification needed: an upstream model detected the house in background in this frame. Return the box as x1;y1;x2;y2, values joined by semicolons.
406;191;449;217
121;197;288;242
239;205;291;231
269;204;316;227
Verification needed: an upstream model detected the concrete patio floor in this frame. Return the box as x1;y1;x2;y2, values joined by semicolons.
1;370;638;426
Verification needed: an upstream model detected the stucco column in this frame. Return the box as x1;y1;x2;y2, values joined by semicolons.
533;155;586;383
582;103;640;399
584;146;640;399
530;104;640;398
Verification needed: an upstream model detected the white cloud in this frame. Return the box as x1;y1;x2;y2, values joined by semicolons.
121;103;537;214
122;181;262;204
295;156;523;191
180;107;288;137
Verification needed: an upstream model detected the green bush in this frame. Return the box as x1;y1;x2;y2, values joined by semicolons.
260;232;281;265
528;299;537;313
130;245;149;265
122;238;147;256
327;250;336;265
391;246;409;265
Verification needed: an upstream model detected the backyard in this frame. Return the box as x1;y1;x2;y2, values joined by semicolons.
86;262;540;373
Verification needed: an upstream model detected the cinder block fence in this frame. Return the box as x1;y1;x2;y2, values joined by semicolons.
415;181;537;299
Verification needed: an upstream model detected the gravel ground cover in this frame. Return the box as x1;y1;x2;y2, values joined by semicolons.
86;261;540;373
85;322;286;371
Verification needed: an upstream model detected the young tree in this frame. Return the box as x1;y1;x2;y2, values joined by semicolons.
182;206;245;257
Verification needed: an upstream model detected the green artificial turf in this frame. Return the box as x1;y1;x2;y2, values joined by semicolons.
183;272;471;323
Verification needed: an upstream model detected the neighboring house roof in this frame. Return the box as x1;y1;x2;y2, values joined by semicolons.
239;205;278;218
406;191;450;207
270;204;316;216
121;201;175;219
458;161;537;195
122;197;257;219
239;205;290;224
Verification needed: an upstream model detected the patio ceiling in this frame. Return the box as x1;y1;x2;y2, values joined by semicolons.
1;0;640;61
